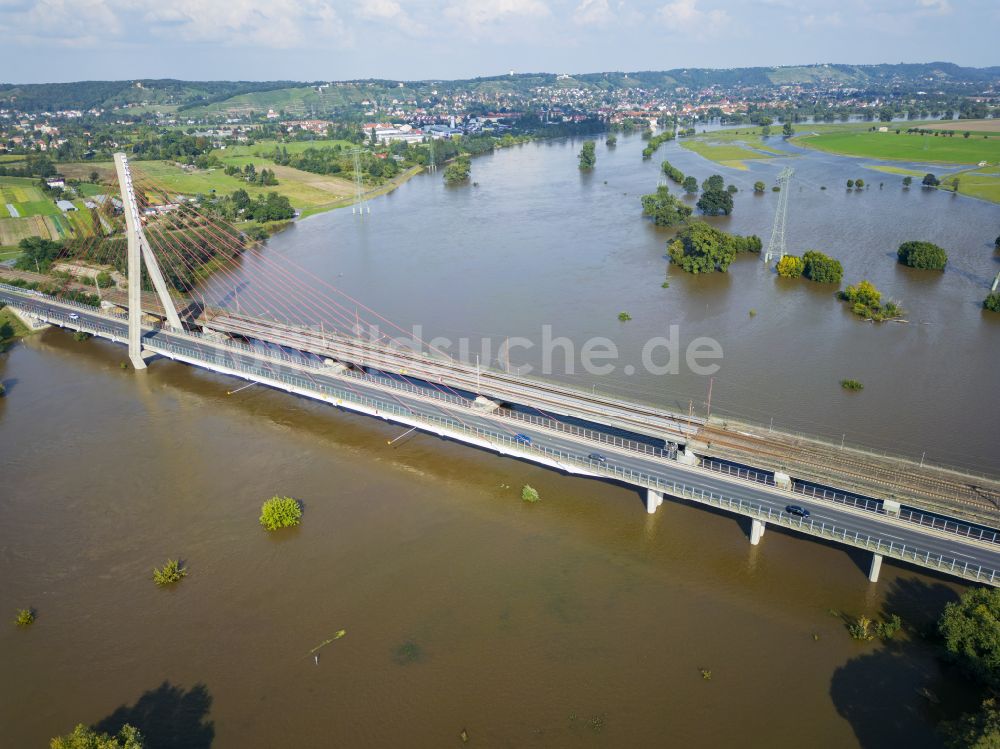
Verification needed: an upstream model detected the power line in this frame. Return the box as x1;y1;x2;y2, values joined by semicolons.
762;166;794;264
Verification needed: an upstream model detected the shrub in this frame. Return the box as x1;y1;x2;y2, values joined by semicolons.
903;176;912;187
875;614;902;640
984;292;1000;313
753;181;765;193
51;724;144;749
922;173;940;186
841;280;904;321
846;179;854;189
897;240;947;270
840;379;864;391
14;608;34;627
668;222;760;274
771;185;780;192
521;485;540;503
855;178;865;189
848;615;875;641
640;186;692;227
940;587;1000;689
618;311;632;321
152;559;187;586
697;188;733;216
802;250;843;284
72;331;91;342
443;157;471;184
776;255;804;278
259;495;303;531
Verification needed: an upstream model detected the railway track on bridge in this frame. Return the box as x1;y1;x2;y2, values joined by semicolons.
698;425;1000;521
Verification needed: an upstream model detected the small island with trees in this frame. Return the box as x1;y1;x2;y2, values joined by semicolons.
897;240;948;270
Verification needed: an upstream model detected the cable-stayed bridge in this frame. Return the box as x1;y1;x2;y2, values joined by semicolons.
3;153;999;587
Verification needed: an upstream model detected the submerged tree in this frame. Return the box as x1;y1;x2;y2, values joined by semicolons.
578;141;597;170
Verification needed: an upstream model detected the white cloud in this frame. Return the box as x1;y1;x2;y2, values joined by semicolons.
444;0;550;29
1;0;120;47
573;0;613;25
135;0;345;49
356;0;426;34
917;0;952;14
656;0;729;32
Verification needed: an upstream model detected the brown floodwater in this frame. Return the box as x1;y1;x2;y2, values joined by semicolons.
2;129;997;747
0;327;980;747
200;129;1000;472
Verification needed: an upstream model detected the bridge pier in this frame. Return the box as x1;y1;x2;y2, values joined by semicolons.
750;518;766;545
868;553;883;583
645;489;663;514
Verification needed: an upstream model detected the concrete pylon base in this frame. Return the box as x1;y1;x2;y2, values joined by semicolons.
750;518;766;545
869;553;883;583
646;489;663;514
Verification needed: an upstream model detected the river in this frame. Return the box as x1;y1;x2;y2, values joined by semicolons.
1;129;996;747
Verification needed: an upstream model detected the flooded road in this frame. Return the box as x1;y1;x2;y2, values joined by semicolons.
1;129;996;746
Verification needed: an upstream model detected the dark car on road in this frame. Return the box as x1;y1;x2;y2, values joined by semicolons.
785;504;810;518
514;433;532;445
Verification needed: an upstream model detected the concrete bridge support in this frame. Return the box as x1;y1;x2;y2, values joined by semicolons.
646;489;663;514
869;553;883;583
750;518;766;545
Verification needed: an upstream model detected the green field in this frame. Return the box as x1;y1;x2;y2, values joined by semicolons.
864;164;928;177
793;129;1000;164
937;165;1000;203
222;139;356;159
680;132;783;169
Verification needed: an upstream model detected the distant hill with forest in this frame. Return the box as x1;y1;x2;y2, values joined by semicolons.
2;62;997;114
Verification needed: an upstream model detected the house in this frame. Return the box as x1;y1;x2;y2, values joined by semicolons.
46;176;66;189
56;199;76;212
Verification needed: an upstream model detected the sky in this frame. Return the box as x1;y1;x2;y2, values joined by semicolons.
0;0;997;84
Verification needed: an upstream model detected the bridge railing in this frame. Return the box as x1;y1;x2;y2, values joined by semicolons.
7;288;1000;563
139;334;1000;587
700;457;775;486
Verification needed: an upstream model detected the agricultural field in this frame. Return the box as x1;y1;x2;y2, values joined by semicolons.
0;176;103;245
938;165;1000;203
924;119;1000;134
221;139;356;158
680;131;783;169
792;128;1000;164
863;164;928;177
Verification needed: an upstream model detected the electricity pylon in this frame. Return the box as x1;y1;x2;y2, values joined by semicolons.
349;148;370;215
762;167;794;263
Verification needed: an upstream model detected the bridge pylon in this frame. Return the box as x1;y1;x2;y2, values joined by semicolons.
113;152;183;369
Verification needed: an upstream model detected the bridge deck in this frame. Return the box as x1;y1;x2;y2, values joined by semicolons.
201;310;1000;524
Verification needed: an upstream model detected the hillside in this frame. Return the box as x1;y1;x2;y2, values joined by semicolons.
3;62;997;115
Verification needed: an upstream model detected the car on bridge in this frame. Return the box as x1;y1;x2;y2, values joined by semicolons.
68;313;80;320
588;453;607;463
785;504;811;518
514;433;532;445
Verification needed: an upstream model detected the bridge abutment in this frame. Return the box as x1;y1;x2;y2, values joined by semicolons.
750;518;766;545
